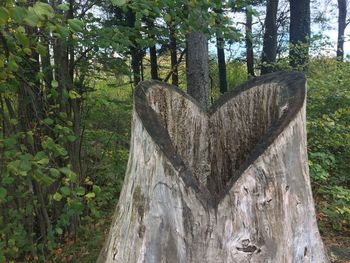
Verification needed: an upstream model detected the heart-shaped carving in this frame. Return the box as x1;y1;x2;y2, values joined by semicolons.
135;72;305;203
99;72;329;263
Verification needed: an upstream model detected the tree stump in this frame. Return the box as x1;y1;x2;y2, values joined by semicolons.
98;72;329;263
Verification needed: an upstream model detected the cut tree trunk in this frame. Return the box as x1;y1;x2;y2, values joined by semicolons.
98;72;329;263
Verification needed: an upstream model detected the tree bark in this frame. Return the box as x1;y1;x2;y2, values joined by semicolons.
98;72;329;263
146;19;159;80
261;0;279;74
337;0;347;62
245;9;255;77
215;8;228;94
126;9;142;85
169;22;178;86
186;32;209;109
289;0;311;70
149;45;158;80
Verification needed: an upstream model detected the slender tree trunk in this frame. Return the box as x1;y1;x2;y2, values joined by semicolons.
149;45;158;79
337;0;347;62
140;57;144;81
186;32;209;109
217;39;227;94
261;0;279;74
289;0;311;70
126;9;141;85
215;9;228;94
245;8;255;77
169;22;178;86
146;20;159;80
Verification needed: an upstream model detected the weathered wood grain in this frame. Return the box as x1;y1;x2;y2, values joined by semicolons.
98;72;329;263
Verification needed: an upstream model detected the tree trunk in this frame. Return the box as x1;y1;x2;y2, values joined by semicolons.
261;0;279;74
337;0;347;62
126;9;142;85
98;72;329;263
146;19;159;80
289;0;311;70
149;45;158;80
186;32;209;109
245;9;255;78
215;8;228;94
169;23;178;86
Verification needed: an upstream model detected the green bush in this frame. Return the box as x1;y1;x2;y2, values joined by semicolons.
307;58;350;233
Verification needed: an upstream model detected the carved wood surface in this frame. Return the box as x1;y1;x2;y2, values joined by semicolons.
98;72;329;263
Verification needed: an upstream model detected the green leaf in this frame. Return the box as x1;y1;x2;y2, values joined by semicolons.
24;8;40;27
59;167;72;175
85;192;95;199
15;31;30;48
23;48;32;56
2;176;15;185
53;192;62;201
68;172;77;182
37;158;49;165
76;186;85;196
68;19;84;32
67;135;76;142
111;0;128;6
51;80;59;88
68;90;81;99
0;7;9;26
10;6;27;23
55;25;70;38
4;137;16;148
34;151;47;160
92;185;101;194
33;170;55;186
36;43;47;56
8;56;18;72
43;118;54;125
57;4;70;11
164;14;172;23
33;2;54;19
19;159;32;172
55;227;63;235
26;131;34;146
0;187;7;201
49;168;60;178
60;186;71;196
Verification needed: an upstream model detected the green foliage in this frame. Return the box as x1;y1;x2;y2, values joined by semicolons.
0;1;112;261
307;59;350;234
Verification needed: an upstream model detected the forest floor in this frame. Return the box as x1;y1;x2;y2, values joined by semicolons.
324;235;350;263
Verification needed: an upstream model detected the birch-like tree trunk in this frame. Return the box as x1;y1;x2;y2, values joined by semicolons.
98;72;329;263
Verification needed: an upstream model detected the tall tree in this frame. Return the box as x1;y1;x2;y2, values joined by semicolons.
215;8;228;94
261;0;279;74
169;20;179;86
245;7;255;77
187;32;209;108
289;0;311;69
126;8;142;85
146;20;159;80
186;3;209;109
337;0;348;61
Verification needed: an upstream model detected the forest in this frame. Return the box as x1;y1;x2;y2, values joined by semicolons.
0;0;349;262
